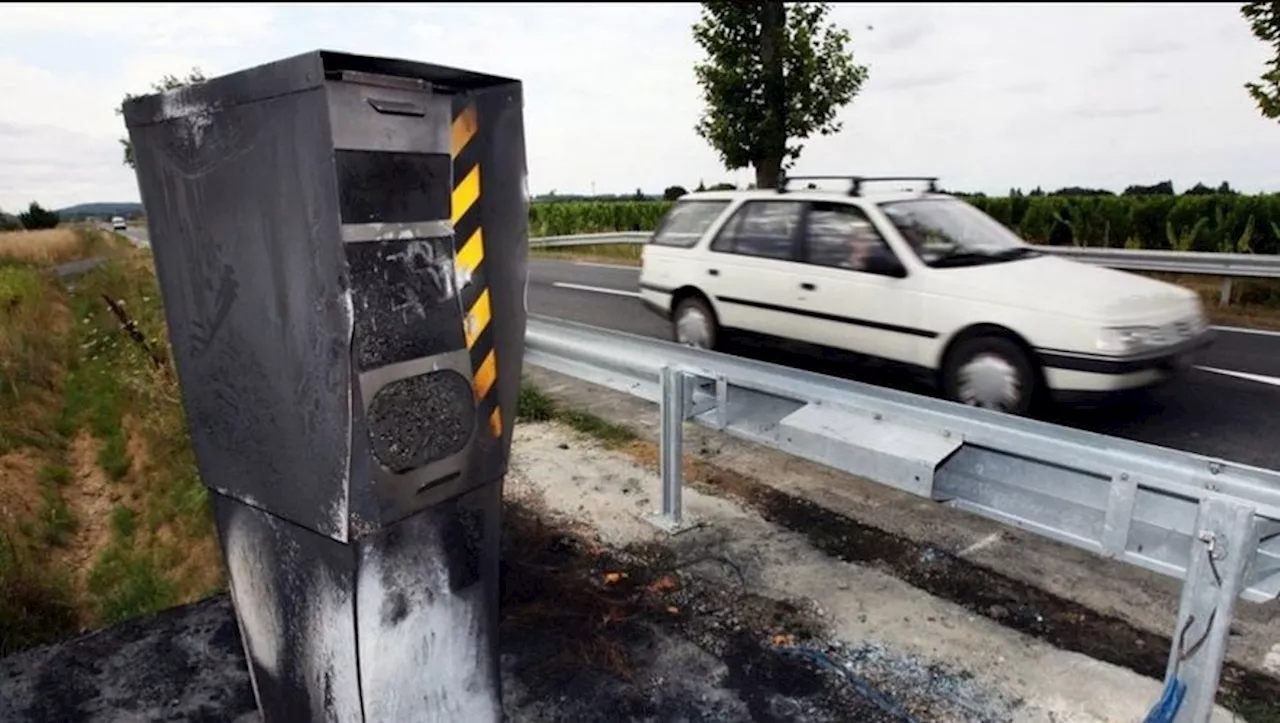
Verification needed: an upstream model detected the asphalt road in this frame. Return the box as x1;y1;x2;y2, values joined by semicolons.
103;224;149;247
116;226;1280;469
528;257;1280;471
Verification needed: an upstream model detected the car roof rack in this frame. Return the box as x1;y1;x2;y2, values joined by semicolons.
777;175;939;197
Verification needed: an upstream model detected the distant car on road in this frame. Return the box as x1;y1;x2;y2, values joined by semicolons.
638;176;1213;415
111;216;128;231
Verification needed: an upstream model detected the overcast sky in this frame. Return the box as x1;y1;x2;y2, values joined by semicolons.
2;2;1278;210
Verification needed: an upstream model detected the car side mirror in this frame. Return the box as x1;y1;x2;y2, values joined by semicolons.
864;252;906;278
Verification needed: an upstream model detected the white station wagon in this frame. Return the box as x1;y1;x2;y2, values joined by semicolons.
638;177;1214;415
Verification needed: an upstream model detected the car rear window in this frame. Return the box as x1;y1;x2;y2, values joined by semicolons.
650;200;730;248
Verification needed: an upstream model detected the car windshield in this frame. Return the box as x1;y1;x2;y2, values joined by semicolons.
879;198;1039;268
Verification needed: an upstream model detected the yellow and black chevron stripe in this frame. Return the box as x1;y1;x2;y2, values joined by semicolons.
451;100;503;439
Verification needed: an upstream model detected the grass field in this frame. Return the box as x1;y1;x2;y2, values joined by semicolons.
1;229;219;655
0;227;118;267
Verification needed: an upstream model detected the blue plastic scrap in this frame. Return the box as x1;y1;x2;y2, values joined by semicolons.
1144;675;1187;723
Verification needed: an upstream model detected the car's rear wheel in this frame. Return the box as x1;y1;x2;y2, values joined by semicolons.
942;335;1038;415
672;296;718;350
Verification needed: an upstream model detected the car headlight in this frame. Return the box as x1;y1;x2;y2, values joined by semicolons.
1189;305;1209;335
1096;326;1160;354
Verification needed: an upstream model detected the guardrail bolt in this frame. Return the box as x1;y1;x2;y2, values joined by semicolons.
1208;462;1223;475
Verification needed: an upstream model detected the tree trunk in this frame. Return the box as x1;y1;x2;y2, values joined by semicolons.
755;0;787;190
754;157;782;190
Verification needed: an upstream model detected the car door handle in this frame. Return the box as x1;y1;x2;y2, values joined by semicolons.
708;269;720;277
800;282;816;291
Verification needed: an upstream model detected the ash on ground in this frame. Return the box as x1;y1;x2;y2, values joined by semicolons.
0;499;1019;723
497;501;1022;723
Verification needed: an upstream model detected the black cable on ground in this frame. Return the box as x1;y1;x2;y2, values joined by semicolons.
774;644;921;723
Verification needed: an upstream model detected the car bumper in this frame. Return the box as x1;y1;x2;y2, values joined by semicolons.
1039;330;1214;395
639;284;672;320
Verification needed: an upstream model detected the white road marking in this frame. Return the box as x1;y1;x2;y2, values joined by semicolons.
959;532;1003;557
573;261;638;270
1210;324;1280;338
1195;366;1280;387
552;282;642;298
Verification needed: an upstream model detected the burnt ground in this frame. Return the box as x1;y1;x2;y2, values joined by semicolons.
498;502;922;722
3;465;1276;722
0;500;926;723
676;455;1280;722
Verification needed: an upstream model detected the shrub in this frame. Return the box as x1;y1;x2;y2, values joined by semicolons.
17;202;60;231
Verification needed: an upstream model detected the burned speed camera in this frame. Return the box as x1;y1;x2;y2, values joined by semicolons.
124;50;527;722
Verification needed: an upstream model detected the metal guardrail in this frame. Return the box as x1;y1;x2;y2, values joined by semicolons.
1046;247;1280;279
529;232;1280;305
524;314;1280;723
529;231;650;248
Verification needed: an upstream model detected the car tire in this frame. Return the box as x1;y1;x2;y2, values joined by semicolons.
941;335;1039;416
672;296;719;351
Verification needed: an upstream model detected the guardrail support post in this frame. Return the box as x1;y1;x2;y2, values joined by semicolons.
124;51;527;722
1159;498;1258;723
651;366;696;533
1218;278;1233;307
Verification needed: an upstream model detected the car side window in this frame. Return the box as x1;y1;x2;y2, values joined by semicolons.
803;202;899;274
710;200;804;260
650;200;731;248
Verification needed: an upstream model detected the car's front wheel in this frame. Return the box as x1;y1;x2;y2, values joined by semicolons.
672;295;718;351
941;335;1039;415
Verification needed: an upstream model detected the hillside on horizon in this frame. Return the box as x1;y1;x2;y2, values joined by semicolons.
55;202;144;220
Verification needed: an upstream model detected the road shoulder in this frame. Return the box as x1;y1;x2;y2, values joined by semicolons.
520;364;1280;715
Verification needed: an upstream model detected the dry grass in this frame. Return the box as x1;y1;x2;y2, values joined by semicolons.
531;243;643;266
0;228;101;266
0;266;71;451
0;229;84;265
0;252;221;653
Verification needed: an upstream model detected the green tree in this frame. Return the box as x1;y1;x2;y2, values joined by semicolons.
692;1;869;190
1122;180;1175;196
0;208;20;232
116;68;208;169
663;185;689;201
18;202;60;230
1243;2;1280;120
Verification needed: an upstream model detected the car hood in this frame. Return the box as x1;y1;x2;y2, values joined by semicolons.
926;254;1200;323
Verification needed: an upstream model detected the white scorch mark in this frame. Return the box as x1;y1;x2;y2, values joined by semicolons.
225;507;284;679
357;528;499;722
160;90;215;148
336;286;354;543
301;563;362;722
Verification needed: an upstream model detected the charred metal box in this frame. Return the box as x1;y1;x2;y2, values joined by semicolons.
123;50;528;544
125;49;527;721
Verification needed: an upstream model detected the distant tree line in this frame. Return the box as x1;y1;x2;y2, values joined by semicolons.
945;180;1242;200
531;180;740;205
536;179;1251;206
0;202;60;231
